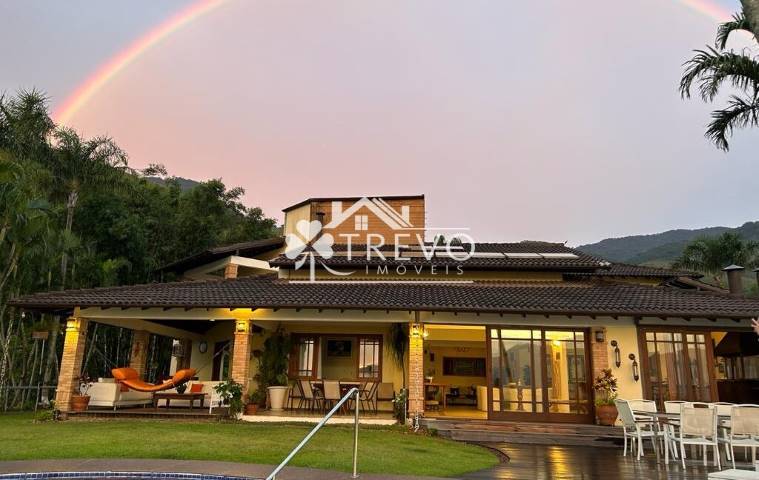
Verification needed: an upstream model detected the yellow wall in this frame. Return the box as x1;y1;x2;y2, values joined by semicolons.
604;323;644;400
424;343;487;388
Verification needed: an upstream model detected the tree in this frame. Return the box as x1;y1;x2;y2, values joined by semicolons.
680;5;759;150
673;232;759;286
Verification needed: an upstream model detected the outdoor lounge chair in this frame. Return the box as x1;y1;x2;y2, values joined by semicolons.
111;367;196;392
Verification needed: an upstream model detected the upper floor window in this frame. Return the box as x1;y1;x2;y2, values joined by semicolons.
354;215;369;231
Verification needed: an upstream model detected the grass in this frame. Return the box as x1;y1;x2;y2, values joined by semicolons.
0;413;498;477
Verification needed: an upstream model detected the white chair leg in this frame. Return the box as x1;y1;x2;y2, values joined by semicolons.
681;443;687;469
703;445;707;466
623;434;628;457
638;435;643;459
731;444;736;469
715;444;721;470
665;435;670;463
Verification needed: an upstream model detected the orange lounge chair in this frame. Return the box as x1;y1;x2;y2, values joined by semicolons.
111;367;196;393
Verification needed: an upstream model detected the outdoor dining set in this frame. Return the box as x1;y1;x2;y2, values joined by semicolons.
285;379;395;414
615;398;759;470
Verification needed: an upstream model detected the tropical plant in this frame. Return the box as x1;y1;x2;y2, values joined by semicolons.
248;388;266;407
257;327;291;388
592;369;618;406
680;4;759;150
214;380;244;418
673;232;759;286
386;323;408;388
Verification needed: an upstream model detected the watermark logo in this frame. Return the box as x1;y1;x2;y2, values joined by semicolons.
284;197;474;282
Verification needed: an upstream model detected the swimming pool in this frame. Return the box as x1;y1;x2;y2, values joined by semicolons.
0;473;256;480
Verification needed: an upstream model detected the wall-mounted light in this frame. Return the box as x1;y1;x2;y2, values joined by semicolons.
594;328;606;343
629;353;639;382
411;322;428;339
610;340;621;368
65;317;81;332
235;319;250;334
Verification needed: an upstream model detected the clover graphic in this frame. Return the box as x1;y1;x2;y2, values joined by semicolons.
285;219;335;266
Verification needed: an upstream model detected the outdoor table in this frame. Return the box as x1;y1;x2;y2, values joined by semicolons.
152;392;205;411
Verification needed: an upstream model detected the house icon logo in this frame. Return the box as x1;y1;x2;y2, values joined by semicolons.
324;197;414;230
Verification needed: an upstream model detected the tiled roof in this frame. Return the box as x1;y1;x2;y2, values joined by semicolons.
569;263;702;279
270;242;608;271
10;275;759;319
158;237;285;274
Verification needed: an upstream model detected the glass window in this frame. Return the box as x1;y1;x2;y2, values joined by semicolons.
358;337;380;379
293;337;316;378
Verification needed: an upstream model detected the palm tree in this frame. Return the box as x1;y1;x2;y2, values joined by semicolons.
673;232;759;286
39;128;129;399
680;6;759;151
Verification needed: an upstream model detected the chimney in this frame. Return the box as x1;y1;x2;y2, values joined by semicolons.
723;264;744;296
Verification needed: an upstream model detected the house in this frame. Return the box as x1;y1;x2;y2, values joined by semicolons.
10;194;759;423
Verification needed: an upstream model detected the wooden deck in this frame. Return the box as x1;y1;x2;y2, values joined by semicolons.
462;442;755;480
422;418;623;447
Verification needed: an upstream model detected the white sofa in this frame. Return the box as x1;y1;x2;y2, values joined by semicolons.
88;378;152;409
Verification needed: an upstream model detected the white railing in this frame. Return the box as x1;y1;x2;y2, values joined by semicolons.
266;387;360;480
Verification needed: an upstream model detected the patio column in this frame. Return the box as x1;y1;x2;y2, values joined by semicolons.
224;263;238;279
231;319;253;393
591;327;609;381
55;317;89;414
129;330;150;377
408;322;425;417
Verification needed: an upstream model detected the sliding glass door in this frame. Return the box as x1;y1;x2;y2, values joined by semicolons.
487;327;592;423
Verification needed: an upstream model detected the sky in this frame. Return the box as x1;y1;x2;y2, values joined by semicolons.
1;0;755;246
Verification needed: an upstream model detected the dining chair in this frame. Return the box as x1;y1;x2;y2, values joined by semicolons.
664;401;687;414
669;404;721;469
712;402;735;462
376;382;395;411
322;380;342;412
616;399;661;459
663;401;689;459
358;381;378;413
299;379;319;412
286;379;304;410
721;404;759;469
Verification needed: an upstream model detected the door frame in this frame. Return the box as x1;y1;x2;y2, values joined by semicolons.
486;326;594;424
638;326;719;405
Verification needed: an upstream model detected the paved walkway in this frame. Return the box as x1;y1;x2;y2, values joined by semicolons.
0;459;449;480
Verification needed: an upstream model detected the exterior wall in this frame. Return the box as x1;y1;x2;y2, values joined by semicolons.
189;321;235;381
604;323;644;401
283;204;312;238
314;197;425;245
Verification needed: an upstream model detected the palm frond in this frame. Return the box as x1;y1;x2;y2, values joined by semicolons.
705;93;759;150
716;13;753;49
680;47;759;101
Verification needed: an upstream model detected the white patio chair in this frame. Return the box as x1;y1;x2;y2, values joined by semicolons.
616;399;662;459
207;386;223;414
663;401;688;459
669;404;721;469
712;402;734;461
664;400;687;414
720;404;759;469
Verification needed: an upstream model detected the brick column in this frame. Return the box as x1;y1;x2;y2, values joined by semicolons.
129;330;150;377
590;327;609;382
231;319;253;393
408;323;425;416
55;317;89;413
224;263;238;279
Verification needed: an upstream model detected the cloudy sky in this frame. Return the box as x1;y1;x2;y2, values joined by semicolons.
1;0;755;245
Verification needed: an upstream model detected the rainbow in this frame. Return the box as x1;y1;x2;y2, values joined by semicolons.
677;0;733;21
53;0;227;125
53;0;734;125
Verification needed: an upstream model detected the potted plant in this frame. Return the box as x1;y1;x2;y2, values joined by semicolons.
71;375;93;412
245;389;266;415
259;326;291;411
593;368;619;426
214;380;244;419
175;383;188;394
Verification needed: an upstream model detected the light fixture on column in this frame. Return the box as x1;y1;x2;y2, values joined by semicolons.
629;353;639;382
411;322;428;338
235;319;250;333
65;317;80;331
594;328;606;343
610;340;621;368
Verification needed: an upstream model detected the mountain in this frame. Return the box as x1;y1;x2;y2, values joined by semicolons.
577;221;759;265
145;176;200;191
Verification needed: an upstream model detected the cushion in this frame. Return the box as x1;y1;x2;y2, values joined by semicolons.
190;383;203;393
112;367;139;381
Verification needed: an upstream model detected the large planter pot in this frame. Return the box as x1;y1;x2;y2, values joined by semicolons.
71;395;90;412
596;404;618;426
268;386;289;411
244;403;259;415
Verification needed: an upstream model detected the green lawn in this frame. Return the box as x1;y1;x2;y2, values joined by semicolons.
0;413;498;477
